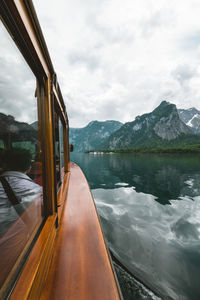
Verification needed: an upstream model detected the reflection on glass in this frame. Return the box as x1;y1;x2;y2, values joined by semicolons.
54;110;61;187
0;22;43;295
54;111;65;187
59;119;64;171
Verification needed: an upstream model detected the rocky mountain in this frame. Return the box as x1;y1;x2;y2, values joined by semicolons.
0;112;37;148
105;101;200;150
178;107;200;135
69;120;123;152
30;121;38;130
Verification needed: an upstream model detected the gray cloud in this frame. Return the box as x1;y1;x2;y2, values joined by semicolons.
32;0;200;127
141;8;176;37
180;31;200;51
68;51;100;71
0;25;37;124
86;13;135;45
171;217;200;242
172;64;197;86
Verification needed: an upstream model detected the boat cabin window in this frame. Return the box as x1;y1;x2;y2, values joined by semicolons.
59;118;65;175
54;110;61;187
54;105;65;190
0;21;44;295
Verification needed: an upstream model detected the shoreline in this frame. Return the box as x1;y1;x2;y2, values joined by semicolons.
87;145;200;155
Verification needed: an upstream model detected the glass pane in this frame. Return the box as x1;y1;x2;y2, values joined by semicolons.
59;119;64;172
54;110;61;188
0;22;43;294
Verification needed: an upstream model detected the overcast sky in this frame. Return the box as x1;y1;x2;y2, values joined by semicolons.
0;23;37;124
17;1;200;126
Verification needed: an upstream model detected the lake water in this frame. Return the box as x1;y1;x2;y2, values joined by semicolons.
70;153;200;300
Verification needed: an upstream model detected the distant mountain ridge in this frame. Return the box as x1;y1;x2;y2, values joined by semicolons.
69;101;200;152
0;112;37;145
105;101;199;149
69;120;122;152
178;107;200;135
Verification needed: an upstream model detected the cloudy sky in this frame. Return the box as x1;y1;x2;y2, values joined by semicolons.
33;0;200;127
0;23;37;124
2;0;200;127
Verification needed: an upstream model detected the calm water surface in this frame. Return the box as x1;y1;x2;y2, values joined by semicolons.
71;153;200;300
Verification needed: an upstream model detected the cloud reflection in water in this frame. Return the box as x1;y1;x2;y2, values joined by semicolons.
71;153;200;300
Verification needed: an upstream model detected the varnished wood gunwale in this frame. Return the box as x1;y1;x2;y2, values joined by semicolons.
41;162;122;300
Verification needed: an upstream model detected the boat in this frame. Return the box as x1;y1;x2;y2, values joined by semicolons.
0;1;122;299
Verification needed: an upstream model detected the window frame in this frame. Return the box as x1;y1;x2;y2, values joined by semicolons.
52;97;66;189
0;39;44;294
0;0;70;298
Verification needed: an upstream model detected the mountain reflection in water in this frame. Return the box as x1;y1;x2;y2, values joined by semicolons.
71;153;200;300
